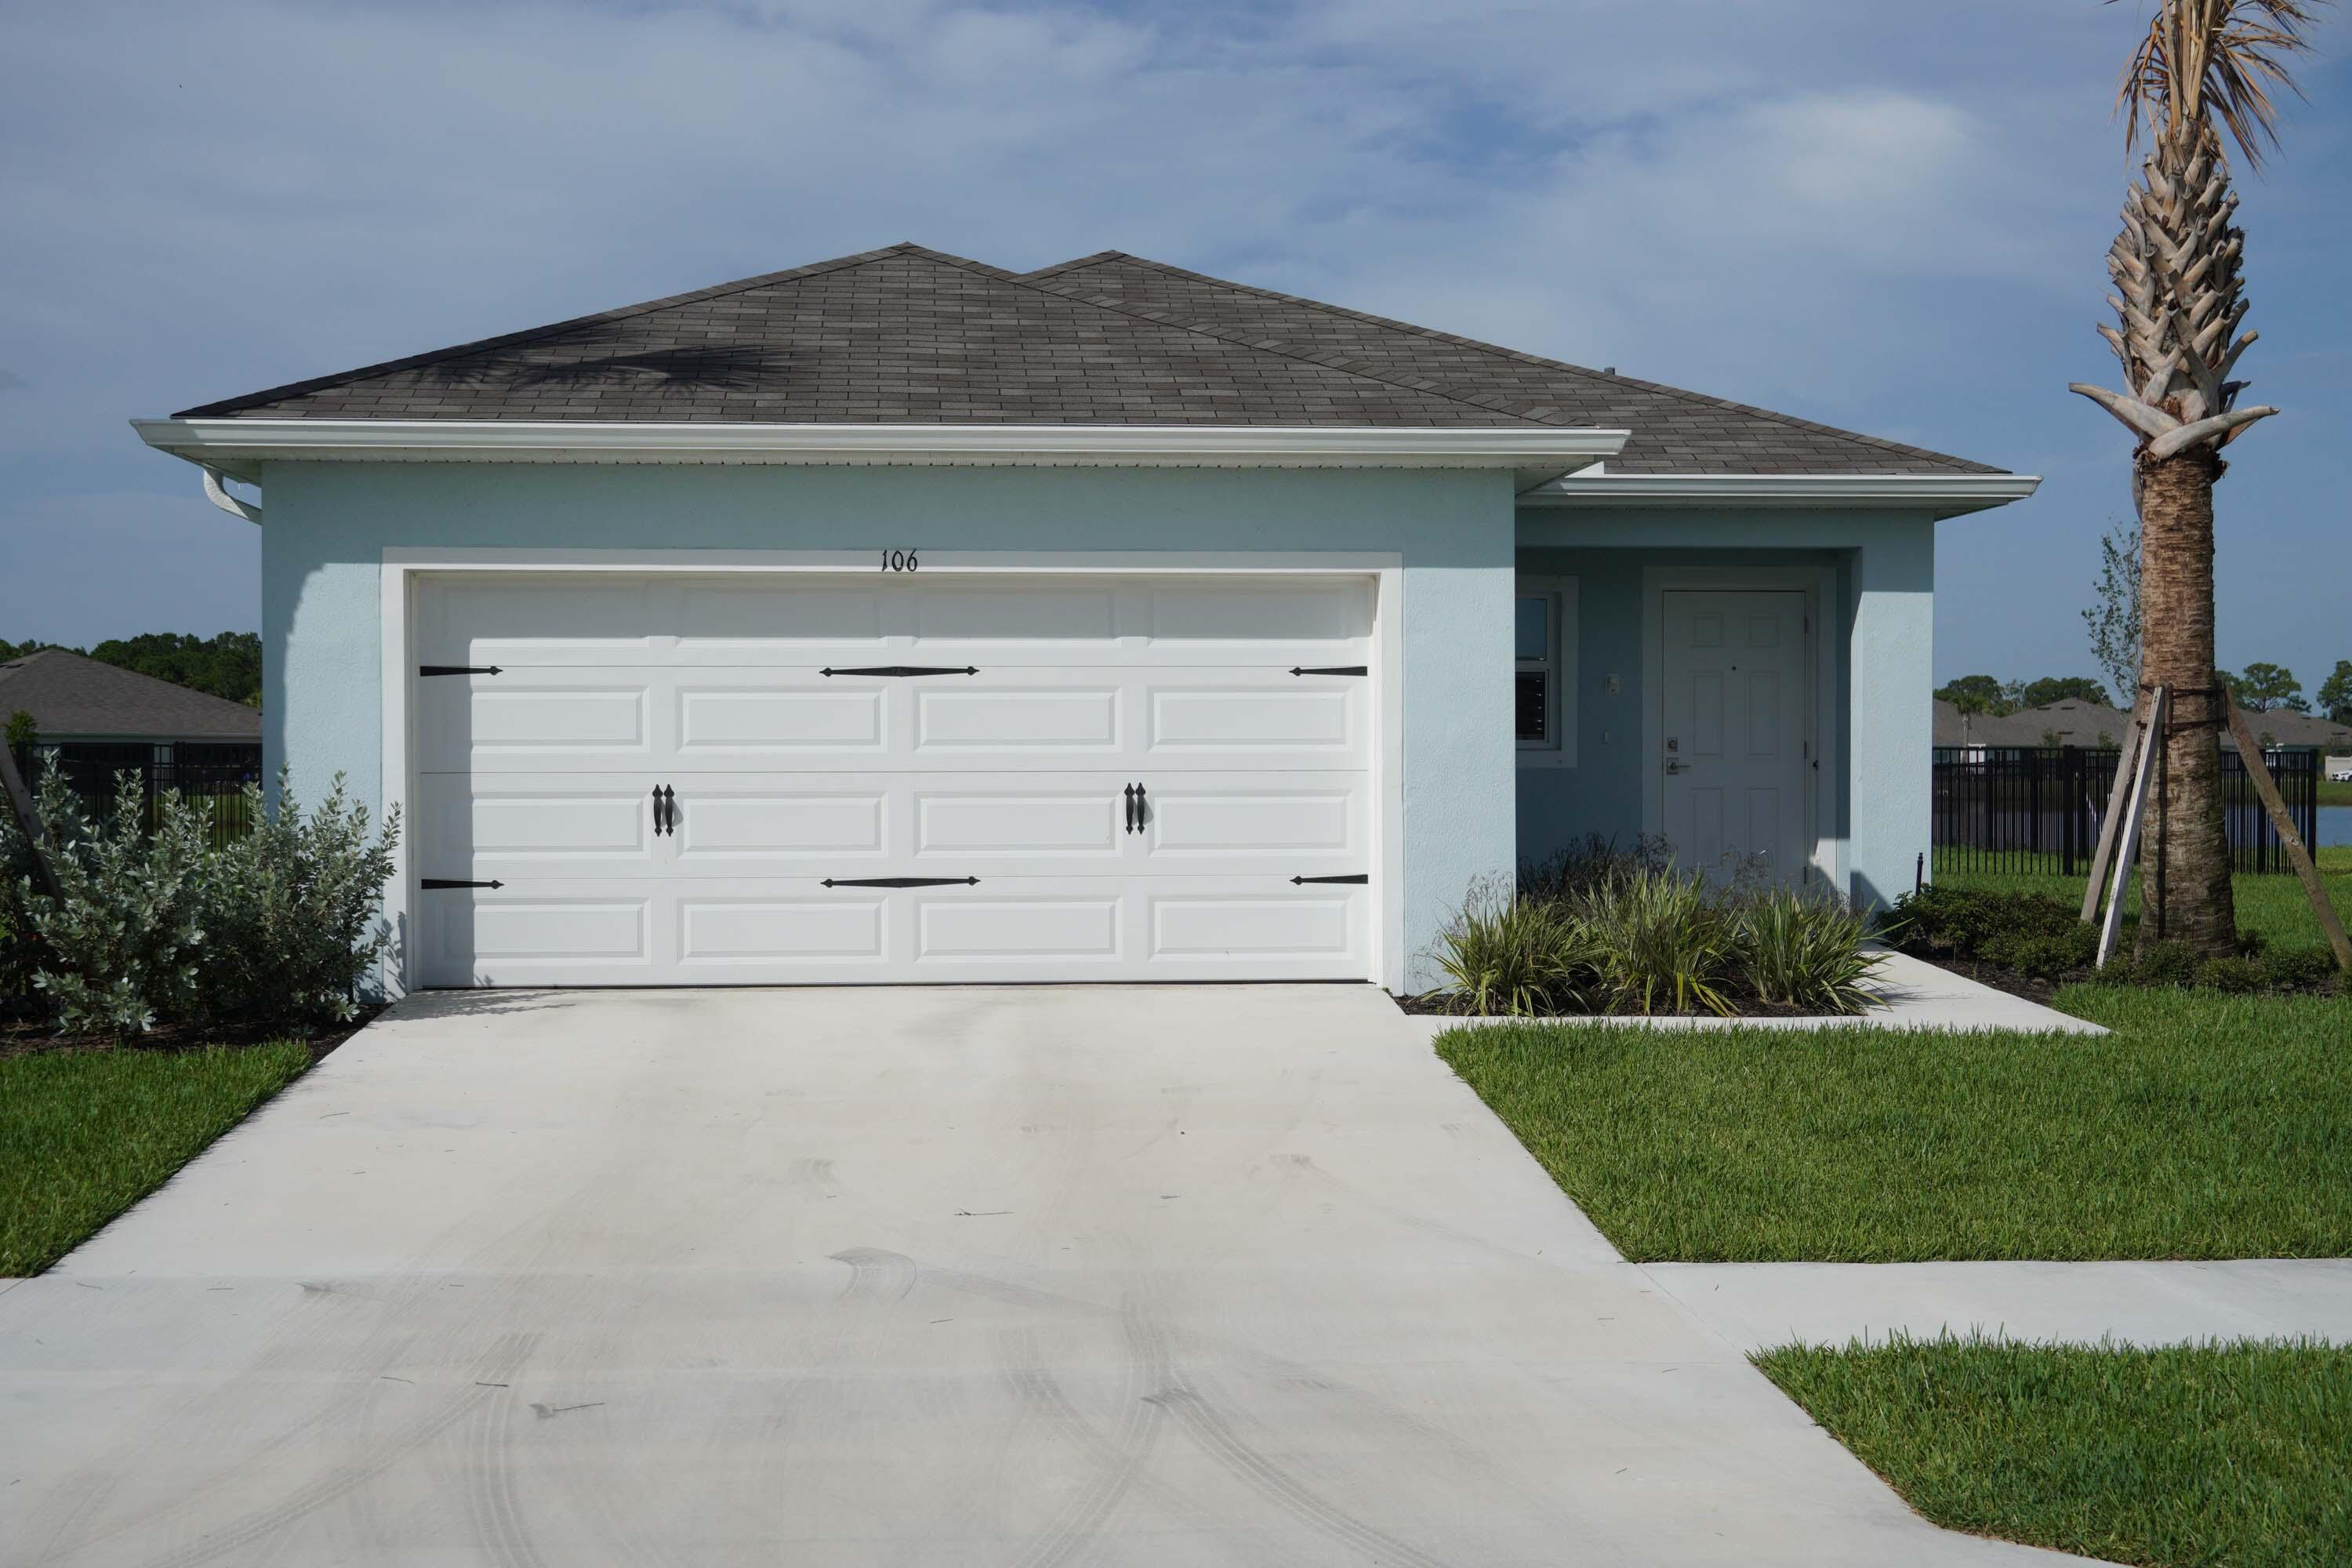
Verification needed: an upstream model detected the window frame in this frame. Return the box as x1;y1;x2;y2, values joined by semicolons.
1514;575;1578;766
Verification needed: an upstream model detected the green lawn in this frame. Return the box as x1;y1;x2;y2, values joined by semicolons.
2318;777;2350;809
1757;1335;2352;1568
1935;845;2352;953
0;1041;312;1275
1434;985;2352;1261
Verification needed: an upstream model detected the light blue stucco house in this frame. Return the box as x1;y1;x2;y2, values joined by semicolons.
134;244;2035;994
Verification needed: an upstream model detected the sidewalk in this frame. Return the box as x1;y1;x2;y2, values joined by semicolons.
1401;949;2104;1037
1646;1258;2352;1351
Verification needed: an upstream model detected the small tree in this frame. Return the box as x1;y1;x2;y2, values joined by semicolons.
2082;518;2142;706
2318;659;2352;721
2225;661;2307;711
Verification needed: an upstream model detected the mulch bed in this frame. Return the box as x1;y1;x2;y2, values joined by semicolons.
1390;989;1821;1019
0;1004;388;1064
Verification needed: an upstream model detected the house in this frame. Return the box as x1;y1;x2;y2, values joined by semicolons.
0;647;260;759
1933;695;2352;757
132;244;2036;992
1933;695;2131;753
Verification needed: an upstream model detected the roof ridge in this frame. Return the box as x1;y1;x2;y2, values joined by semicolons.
1015;250;1130;283
913;249;1559;430
1048;252;1994;472
174;244;926;419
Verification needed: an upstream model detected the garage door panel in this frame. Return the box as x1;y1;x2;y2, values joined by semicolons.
916;895;1122;964
677;687;885;755
1143;782;1359;862
678;897;888;966
1150;891;1357;964
913;687;1121;753
418;778;655;864
677;790;887;858
915;789;1118;858
1148;685;1356;754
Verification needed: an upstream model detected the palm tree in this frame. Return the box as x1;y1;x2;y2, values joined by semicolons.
2069;0;2323;954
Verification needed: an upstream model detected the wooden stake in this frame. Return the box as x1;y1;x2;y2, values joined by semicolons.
2223;697;2352;975
2081;689;2150;924
2099;686;2166;970
0;744;63;902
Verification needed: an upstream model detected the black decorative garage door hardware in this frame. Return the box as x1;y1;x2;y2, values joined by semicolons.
820;666;980;677
1288;666;1367;677
423;878;505;890
651;785;675;837
821;876;982;889
419;665;501;677
1290;873;1368;885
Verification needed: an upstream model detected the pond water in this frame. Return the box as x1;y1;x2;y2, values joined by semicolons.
2319;805;2350;848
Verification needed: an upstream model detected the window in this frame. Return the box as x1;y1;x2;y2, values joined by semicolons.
1515;578;1577;763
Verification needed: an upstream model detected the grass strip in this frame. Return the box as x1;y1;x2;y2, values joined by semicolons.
1436;989;2352;1261
0;1040;312;1275
1756;1334;2352;1568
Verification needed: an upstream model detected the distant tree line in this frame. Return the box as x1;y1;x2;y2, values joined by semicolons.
0;632;261;707
1940;660;2352;723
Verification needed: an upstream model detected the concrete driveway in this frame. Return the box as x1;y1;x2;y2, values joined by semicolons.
0;985;2079;1566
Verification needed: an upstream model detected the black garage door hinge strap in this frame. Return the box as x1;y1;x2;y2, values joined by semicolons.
422;878;504;889
822;876;981;888
1289;666;1367;677
821;666;979;677
1291;873;1369;885
419;665;501;677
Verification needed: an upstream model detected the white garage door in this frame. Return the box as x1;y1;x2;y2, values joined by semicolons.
410;572;1378;985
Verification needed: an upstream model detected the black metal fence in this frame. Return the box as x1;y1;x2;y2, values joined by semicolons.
1933;745;2319;876
9;742;263;848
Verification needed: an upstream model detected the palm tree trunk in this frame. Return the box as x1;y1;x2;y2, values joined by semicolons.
2135;446;2236;955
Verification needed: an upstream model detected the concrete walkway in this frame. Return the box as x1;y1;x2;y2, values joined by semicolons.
1401;949;2104;1038
0;984;2083;1566
1650;1259;2352;1352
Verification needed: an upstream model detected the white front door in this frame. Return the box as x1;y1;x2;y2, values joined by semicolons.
410;572;1377;985
1660;590;1811;887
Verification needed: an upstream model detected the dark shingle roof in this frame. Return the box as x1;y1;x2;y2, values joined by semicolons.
177;242;2002;475
0;649;261;741
1018;252;1998;476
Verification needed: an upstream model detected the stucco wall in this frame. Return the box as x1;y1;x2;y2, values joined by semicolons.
260;461;1519;990
1512;508;1938;910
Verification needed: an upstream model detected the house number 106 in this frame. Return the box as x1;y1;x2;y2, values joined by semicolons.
880;550;919;572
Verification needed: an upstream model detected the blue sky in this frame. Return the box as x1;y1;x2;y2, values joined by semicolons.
2;1;2344;698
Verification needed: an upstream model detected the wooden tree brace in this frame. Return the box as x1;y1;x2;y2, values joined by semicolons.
2097;686;2167;971
2081;688;2152;924
2223;697;2352;975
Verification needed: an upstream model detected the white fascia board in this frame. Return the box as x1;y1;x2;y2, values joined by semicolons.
132;419;1629;488
1519;471;2041;519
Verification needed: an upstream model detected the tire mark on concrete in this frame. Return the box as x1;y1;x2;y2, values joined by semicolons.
38;1332;543;1568
995;1327;1166;1568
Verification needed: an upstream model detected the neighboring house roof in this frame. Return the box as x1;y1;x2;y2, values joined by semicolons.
1933;697;2131;749
1933;695;2352;753
172;242;2005;478
0;648;260;741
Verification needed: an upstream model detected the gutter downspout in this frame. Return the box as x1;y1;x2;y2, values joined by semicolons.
201;465;261;524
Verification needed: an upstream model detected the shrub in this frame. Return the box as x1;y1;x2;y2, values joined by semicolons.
1731;888;1878;1014
1579;868;1737;1017
191;772;399;1026
2190;956;2262;993
1980;925;2099;980
1882;884;2081;962
2256;946;2337;990
14;773;211;1036
2;768;399;1035
1434;877;1594;1017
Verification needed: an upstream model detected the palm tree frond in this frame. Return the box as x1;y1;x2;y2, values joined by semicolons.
2111;0;2328;172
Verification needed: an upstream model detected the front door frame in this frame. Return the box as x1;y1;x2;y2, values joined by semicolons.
1639;564;1839;888
378;547;1404;996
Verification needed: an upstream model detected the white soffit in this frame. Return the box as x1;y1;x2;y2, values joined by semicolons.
1520;471;2042;519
